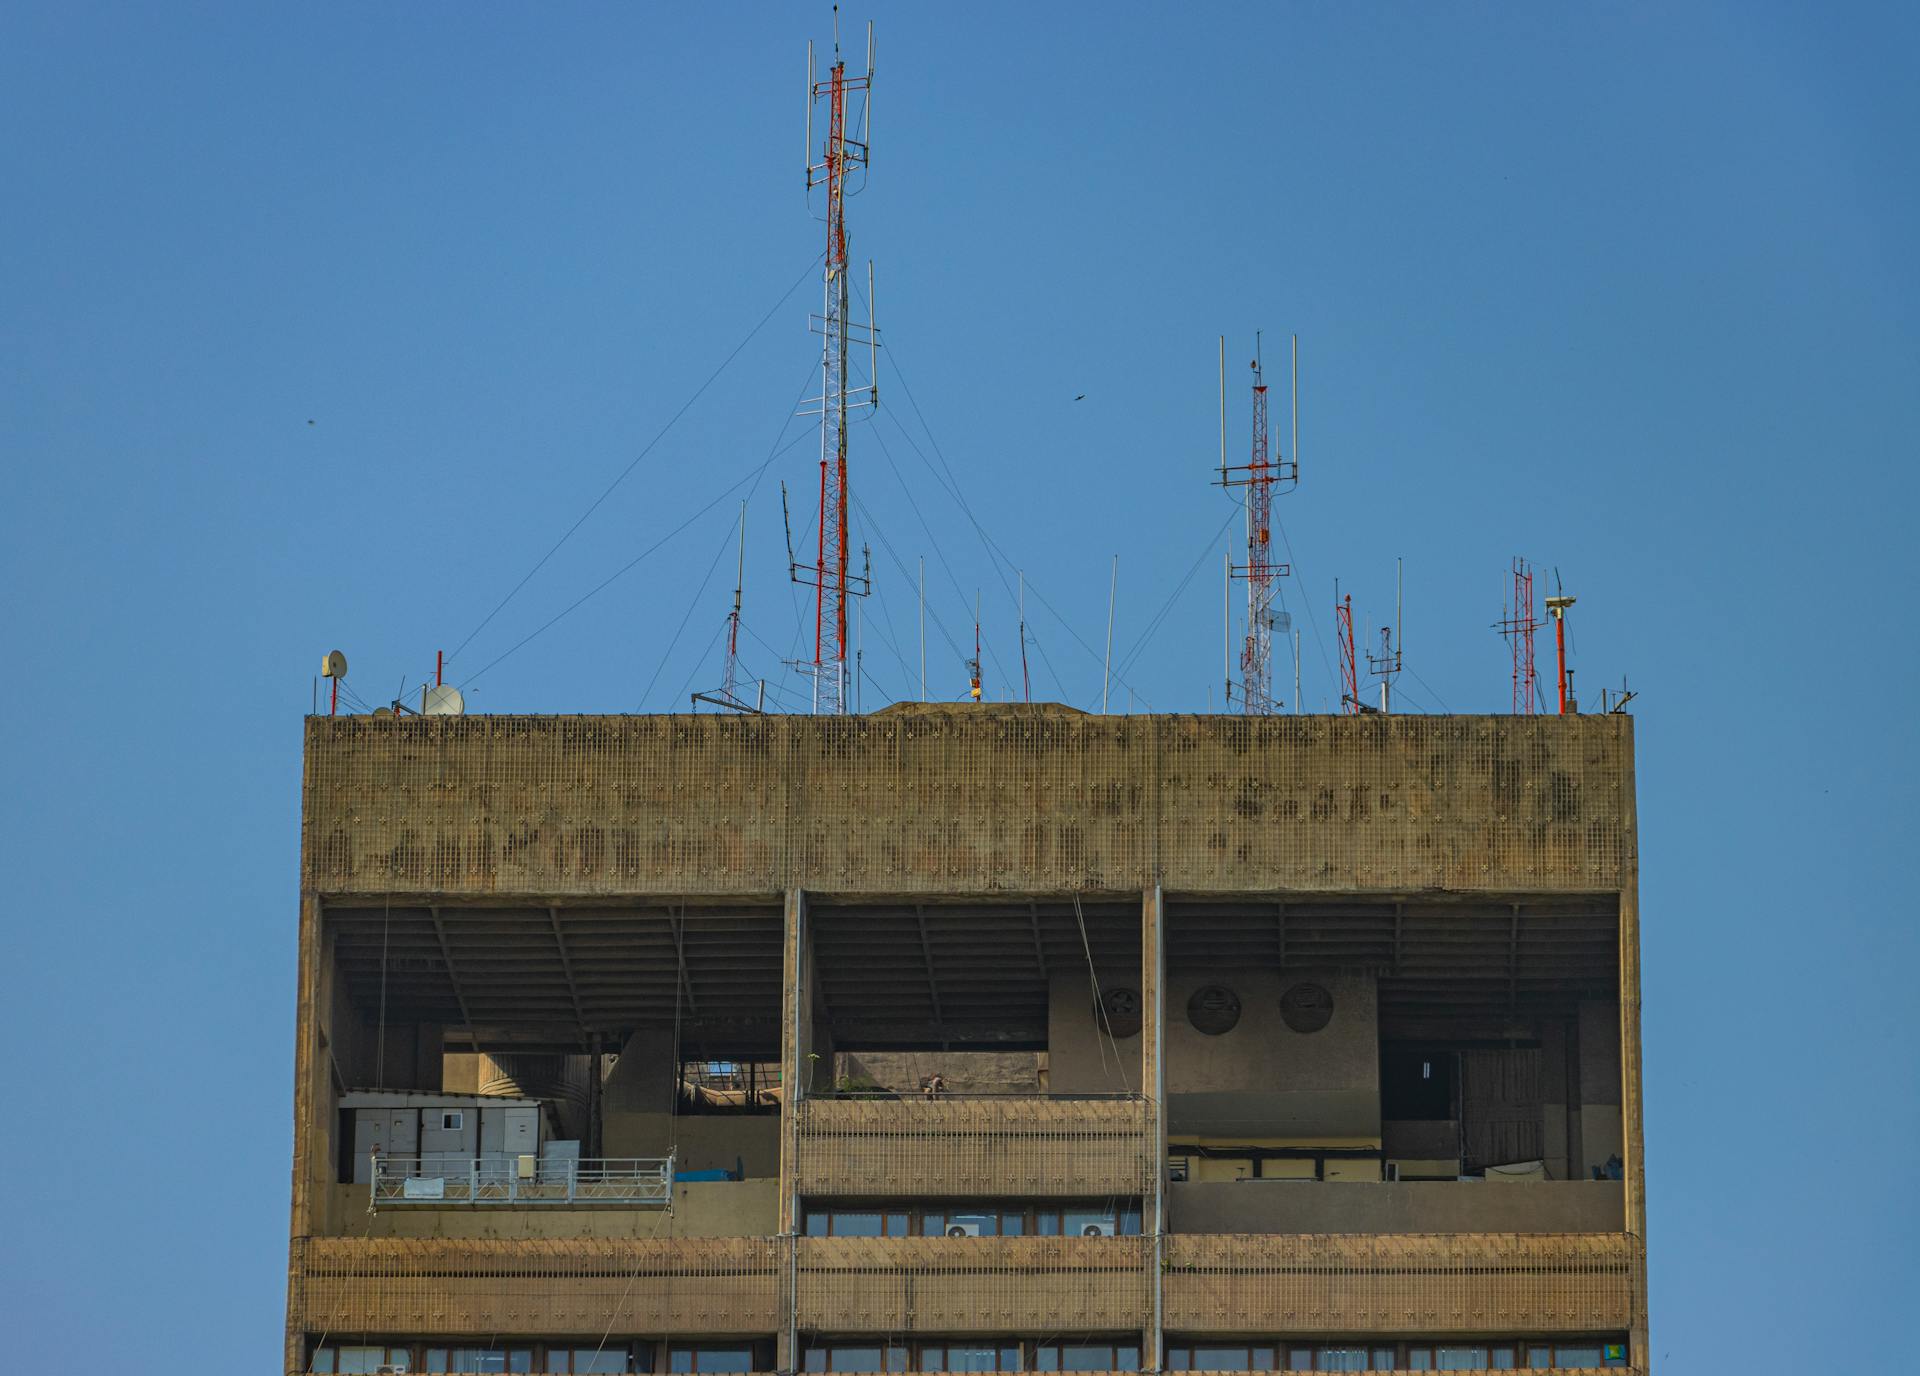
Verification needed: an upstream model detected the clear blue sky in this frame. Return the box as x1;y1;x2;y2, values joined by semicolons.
2;3;1914;1369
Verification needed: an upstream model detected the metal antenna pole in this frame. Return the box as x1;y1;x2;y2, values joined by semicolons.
1215;333;1297;714
967;589;983;702
1293;629;1301;715
1103;555;1117;714
1223;548;1232;707
692;501;765;714
918;555;925;702
1019;569;1030;703
790;17;876;714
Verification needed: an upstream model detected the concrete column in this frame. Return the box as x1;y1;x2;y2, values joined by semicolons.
285;891;322;1376
1141;884;1166;1373
777;888;808;1375
1617;726;1650;1368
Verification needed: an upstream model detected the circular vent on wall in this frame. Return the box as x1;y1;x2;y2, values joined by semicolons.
1096;986;1143;1039
1187;984;1242;1035
1279;982;1335;1034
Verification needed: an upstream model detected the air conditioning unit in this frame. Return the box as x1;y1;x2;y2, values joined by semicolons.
946;1220;984;1237
378;1366;409;1375
1080;1219;1117;1237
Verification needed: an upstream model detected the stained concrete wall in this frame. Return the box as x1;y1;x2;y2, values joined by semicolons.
1577;999;1623;1178
1169;1180;1625;1234
318;1177;778;1238
302;711;1633;899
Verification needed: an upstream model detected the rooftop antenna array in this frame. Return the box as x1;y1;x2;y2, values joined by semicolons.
790;9;879;714
320;650;348;717
1365;557;1404;712
1496;557;1541;714
1216;332;1299;713
967;590;983;702
693;502;766;713
1546;574;1577;714
1334;586;1363;714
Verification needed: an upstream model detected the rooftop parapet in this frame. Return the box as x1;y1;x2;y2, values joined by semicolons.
303;711;1634;898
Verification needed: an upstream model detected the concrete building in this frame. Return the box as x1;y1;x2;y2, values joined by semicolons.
287;705;1647;1374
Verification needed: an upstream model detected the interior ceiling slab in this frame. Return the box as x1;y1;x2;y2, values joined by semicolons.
809;899;1140;1049
326;901;784;1056
1165;896;1620;1017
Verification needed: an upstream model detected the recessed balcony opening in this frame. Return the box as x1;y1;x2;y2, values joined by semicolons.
1163;896;1625;1236
309;899;785;1235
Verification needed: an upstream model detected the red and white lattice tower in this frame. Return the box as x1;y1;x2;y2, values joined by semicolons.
1496;557;1540;714
792;16;877;714
1335;588;1360;714
1219;334;1298;713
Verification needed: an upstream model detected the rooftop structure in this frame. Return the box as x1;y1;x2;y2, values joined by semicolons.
287;706;1647;1375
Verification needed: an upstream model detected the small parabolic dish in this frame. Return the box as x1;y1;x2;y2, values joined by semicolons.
321;650;348;679
423;685;465;717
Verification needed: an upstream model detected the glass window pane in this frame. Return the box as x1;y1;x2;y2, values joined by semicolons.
944;1346;1001;1372
1037;1211;1061;1236
920;1347;946;1371
999;1212;1025;1236
1119;1207;1143;1235
1371;1352;1395;1372
920;1211;945;1236
1165;1347;1190;1370
510;1350;534;1374
1060;1345;1106;1372
1251;1346;1275;1371
700;1349;754;1374
671;1351;695;1374
887;1212;910;1237
1318;1349;1369;1373
1114;1344;1140;1371
1490;1347;1516;1370
1034;1346;1059;1372
1000;1346;1020;1370
834;1211;884;1237
311;1352;336;1375
427;1351;451;1374
1405;1350;1433;1372
1284;1350;1313;1373
1555;1348;1601;1369
1195;1348;1249;1370
337;1350;388;1375
805;1350;827;1373
572;1355;628;1376
888;1347;909;1372
1437;1349;1487;1371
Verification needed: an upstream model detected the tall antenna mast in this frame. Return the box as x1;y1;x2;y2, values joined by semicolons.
792;14;877;713
967;590;983;702
1496;557;1540;714
1335;584;1360;714
693;502;763;713
1546;576;1577;714
1018;570;1031;703
1367;557;1404;712
1216;332;1299;713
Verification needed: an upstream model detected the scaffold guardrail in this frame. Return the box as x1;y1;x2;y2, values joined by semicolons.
369;1154;674;1207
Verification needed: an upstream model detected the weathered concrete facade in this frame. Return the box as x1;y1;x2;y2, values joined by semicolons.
289;708;1647;1375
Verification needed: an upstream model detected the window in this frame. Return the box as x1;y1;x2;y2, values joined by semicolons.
917;1344;1018;1372
802;1346;903;1372
670;1347;757;1374
546;1351;633;1374
426;1350;533;1374
804;1208;911;1237
313;1351;409;1375
1436;1349;1488;1371
1034;1341;1139;1372
441;1111;464;1131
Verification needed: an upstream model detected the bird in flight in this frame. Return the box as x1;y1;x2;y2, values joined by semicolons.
1074;394;1086;402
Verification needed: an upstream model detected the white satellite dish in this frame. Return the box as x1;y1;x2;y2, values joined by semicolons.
422;684;465;717
321;650;348;679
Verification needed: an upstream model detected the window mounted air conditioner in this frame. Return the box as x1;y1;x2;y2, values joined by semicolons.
946;1220;984;1237
1080;1219;1117;1237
